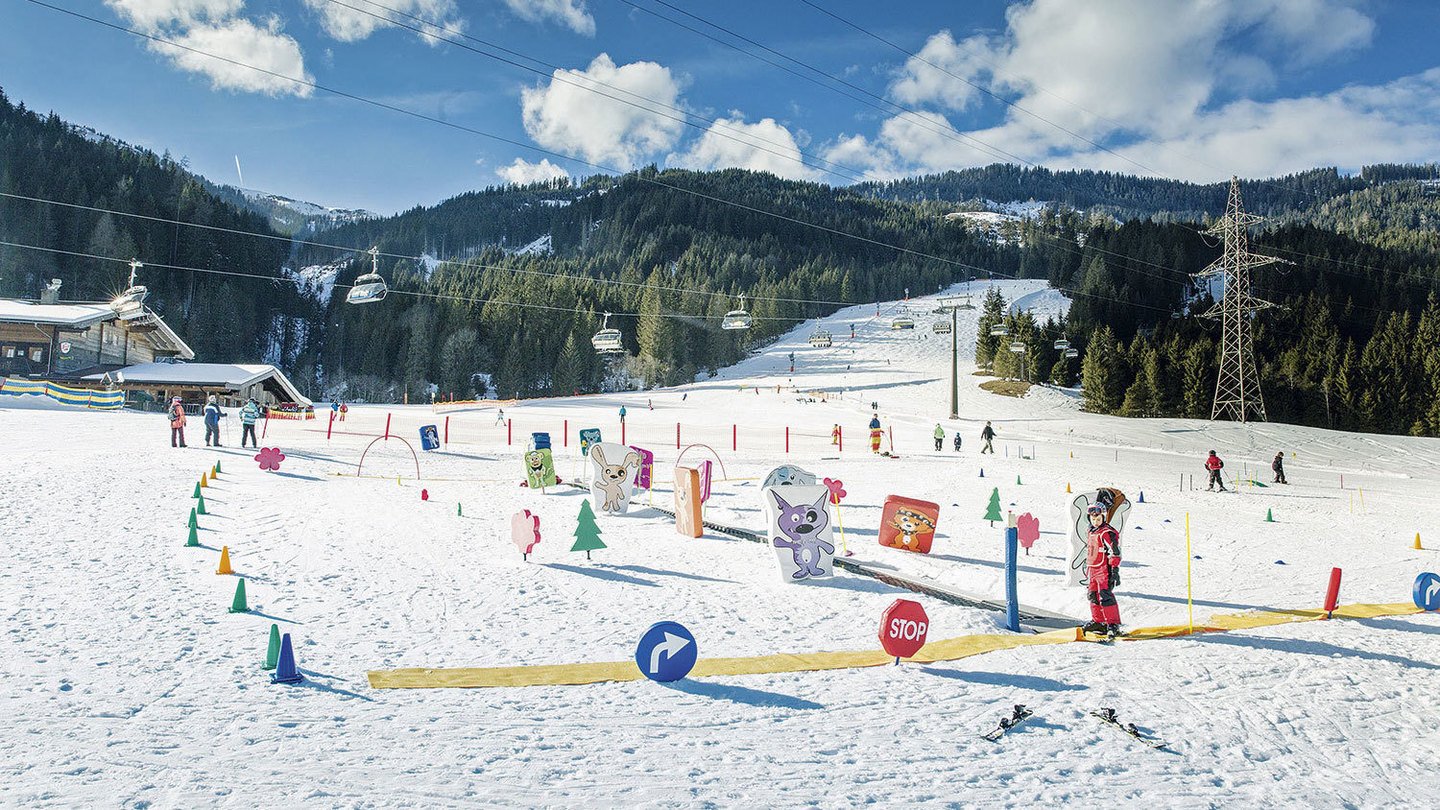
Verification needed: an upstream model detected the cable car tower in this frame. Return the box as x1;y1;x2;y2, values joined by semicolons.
1193;177;1286;423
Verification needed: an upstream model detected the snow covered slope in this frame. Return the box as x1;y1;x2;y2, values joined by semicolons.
3;280;1438;806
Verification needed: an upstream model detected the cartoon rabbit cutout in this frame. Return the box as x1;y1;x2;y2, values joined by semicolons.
590;443;642;514
764;485;836;582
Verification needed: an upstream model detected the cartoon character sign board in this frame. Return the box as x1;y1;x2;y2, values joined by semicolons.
698;459;713;503
878;496;940;554
764;484;836;582
419;424;440;451
590;442;642;514
1067;488;1130;586
578;428;602;456
523;448;557;489
762;465;816;489
674;465;703;538
630;445;654;490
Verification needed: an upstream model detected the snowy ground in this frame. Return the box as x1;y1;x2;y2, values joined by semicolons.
3;279;1439;806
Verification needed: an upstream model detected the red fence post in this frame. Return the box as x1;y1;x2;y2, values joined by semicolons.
444;415;449;446
507;418;512;446
262;411;269;440
785;426;790;454
564;419;568;448
838;425;843;453
732;424;737;452
622;421;626;445
1323;567;1343;618
675;422;680;449
384;413;392;440
327;412;334;441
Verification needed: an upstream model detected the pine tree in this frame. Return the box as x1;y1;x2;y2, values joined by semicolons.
984;487;1003;526
571;500;607;560
1081;325;1124;412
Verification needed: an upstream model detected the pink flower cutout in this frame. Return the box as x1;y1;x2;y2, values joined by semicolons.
823;477;847;505
1017;512;1040;549
254;447;286;472
511;510;541;557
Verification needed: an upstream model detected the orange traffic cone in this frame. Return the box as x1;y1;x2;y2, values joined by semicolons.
216;545;234;575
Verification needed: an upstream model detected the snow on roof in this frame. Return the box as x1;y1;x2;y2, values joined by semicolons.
82;362;311;405
0;299;117;327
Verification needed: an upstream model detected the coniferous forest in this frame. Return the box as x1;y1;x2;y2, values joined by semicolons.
3;88;1440;436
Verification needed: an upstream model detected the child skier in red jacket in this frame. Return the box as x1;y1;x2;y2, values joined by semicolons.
1084;503;1122;638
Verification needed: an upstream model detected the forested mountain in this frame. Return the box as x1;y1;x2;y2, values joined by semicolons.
4;86;1440;437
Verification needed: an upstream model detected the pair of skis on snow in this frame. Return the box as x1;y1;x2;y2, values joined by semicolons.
981;704;1169;750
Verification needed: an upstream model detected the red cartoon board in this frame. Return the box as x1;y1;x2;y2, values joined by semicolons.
878;495;940;554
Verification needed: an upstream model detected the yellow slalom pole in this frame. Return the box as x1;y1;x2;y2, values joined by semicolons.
1185;512;1194;635
1358;487;1366;513
836;503;848;556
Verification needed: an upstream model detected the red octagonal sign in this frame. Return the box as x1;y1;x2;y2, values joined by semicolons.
879;599;929;659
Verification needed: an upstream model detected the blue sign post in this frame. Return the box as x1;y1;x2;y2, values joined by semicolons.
418;425;440;451
1415;572;1440;611
634;621;697;682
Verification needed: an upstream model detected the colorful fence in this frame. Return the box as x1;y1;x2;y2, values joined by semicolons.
0;377;124;409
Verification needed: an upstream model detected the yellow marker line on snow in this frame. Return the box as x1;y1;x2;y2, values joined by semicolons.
366;601;1425;689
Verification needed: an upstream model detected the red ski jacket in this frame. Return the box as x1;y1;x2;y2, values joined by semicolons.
1087;524;1121;571
1204;455;1224;471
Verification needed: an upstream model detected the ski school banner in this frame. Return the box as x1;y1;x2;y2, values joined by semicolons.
0;377;124;410
433;398;518;414
265;406;315;420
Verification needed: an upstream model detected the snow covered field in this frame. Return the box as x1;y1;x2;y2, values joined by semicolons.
3;280;1439;806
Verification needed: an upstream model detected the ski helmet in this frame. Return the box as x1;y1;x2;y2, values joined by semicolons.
1086;503;1106;517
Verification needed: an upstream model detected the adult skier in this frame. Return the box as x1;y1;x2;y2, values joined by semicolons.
980;421;996;454
239;397;262;449
1084;503;1123;637
1205;450;1227;491
952;431;962;452
619;405;627;424
338;402;348;422
869;414;883;454
168;396;188;448
494;407;504;426
203;395;225;447
1272;451;1287;485
933;424;945;451
831;423;841;446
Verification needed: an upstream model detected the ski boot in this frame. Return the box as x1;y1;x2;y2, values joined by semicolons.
1104;624;1123;640
1082;621;1107;634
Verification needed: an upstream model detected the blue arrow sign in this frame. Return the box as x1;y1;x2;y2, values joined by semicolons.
634;621;697;682
1415;572;1440;611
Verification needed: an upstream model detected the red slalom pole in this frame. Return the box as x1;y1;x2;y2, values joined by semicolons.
443;415;450;446
732;424;737;452
563;419;568;448
675;422;680;449
838;426;843;453
384;413;392;440
327;412;334;441
785;426;790;454
262;410;269;439
622;421;627;445
507;419;512;446
1323;567;1343;618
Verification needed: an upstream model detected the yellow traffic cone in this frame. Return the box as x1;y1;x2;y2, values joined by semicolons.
199;474;208;489
1065;482;1072;493
216;545;234;575
1416;533;1424;551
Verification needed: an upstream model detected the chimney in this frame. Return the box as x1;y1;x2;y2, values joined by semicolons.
40;278;62;305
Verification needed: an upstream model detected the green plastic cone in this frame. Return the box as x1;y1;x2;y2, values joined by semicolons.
192;481;202;498
1016;475;1023;485
1266;508;1275;523
186;524;199;547
215;460;223;474
457;503;463;517
187;508;198;529
264;623;280;670
228;578;249;613
196;493;207;515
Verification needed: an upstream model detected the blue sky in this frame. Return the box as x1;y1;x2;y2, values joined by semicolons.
3;0;1438;214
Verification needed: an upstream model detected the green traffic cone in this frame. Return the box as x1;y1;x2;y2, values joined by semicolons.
215;460;223;474
1266;508;1275;523
1016;475;1023;485
192;481;202;498
187;508;198;529
185;524;200;547
228;578;249;613
457;503;463;517
196;493;207;515
264;623;280;670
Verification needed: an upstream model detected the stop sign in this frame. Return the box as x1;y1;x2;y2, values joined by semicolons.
879;599;929;659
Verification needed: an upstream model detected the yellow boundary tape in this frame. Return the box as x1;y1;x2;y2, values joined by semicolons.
367;601;1425;689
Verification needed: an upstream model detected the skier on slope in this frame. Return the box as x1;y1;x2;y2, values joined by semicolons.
952;431;962;452
619;405;627;424
1271;451;1287;485
203;395;225;447
239;397;262;449
1205;450;1227;491
933;424;945;451
831;423;841;446
980;421;996;454
1084;503;1123;638
168;396;188;448
869;414;883;454
338;402;348;422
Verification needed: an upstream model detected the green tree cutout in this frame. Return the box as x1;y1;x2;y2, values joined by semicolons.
571;500;607;560
984;488;1004;526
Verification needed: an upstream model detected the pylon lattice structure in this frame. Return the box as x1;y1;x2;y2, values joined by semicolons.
1194;177;1285;423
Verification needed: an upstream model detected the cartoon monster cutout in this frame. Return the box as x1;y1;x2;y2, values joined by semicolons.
765;485;836;581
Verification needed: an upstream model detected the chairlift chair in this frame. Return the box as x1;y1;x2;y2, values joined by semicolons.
591;312;625;354
346;247;389;305
932;320;953;335
1054;338;1071;350
808;329;833;348
1064;348;1079;359
891;316;916;330
721;294;752;330
1008;341;1027;353
989;325;1009;337
110;259;149;315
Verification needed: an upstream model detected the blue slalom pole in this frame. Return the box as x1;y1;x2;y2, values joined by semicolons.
1004;526;1020;632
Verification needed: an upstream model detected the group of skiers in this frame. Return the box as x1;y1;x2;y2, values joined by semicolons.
926;420;997;453
1204;449;1289;491
167;395;262;448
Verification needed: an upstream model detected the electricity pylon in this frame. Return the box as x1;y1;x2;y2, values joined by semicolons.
1193;177;1284;423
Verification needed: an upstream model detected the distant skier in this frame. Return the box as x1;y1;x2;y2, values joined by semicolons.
647;399;653;411
1083;503;1123;638
339;402;348;422
239;397;262;449
168;396;188;448
203;395;225;447
619;405;627;424
330;400;339;420
952;431;962;452
495;407;505;426
980;421;996;454
1205;450;1227;491
1272;452;1287;485
869;414;883;454
831;423;841;446
933;424;945;451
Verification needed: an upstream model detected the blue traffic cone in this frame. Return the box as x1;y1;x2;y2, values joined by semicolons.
270;633;304;684
1138;491;1146;503
979;468;985;478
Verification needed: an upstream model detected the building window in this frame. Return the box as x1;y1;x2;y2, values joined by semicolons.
2;345;15;359
29;347;45;363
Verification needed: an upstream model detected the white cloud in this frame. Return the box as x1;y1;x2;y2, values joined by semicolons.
520;54;684;169
824;0;1431;181
496;157;571;185
669;116;819;181
151;17;314;97
300;0;464;44
504;0;594;36
105;0;242;31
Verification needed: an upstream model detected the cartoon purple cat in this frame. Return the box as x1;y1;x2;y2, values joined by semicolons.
770;489;835;579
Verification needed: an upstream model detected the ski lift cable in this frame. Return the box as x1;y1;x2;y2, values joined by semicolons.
321;0;868;185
